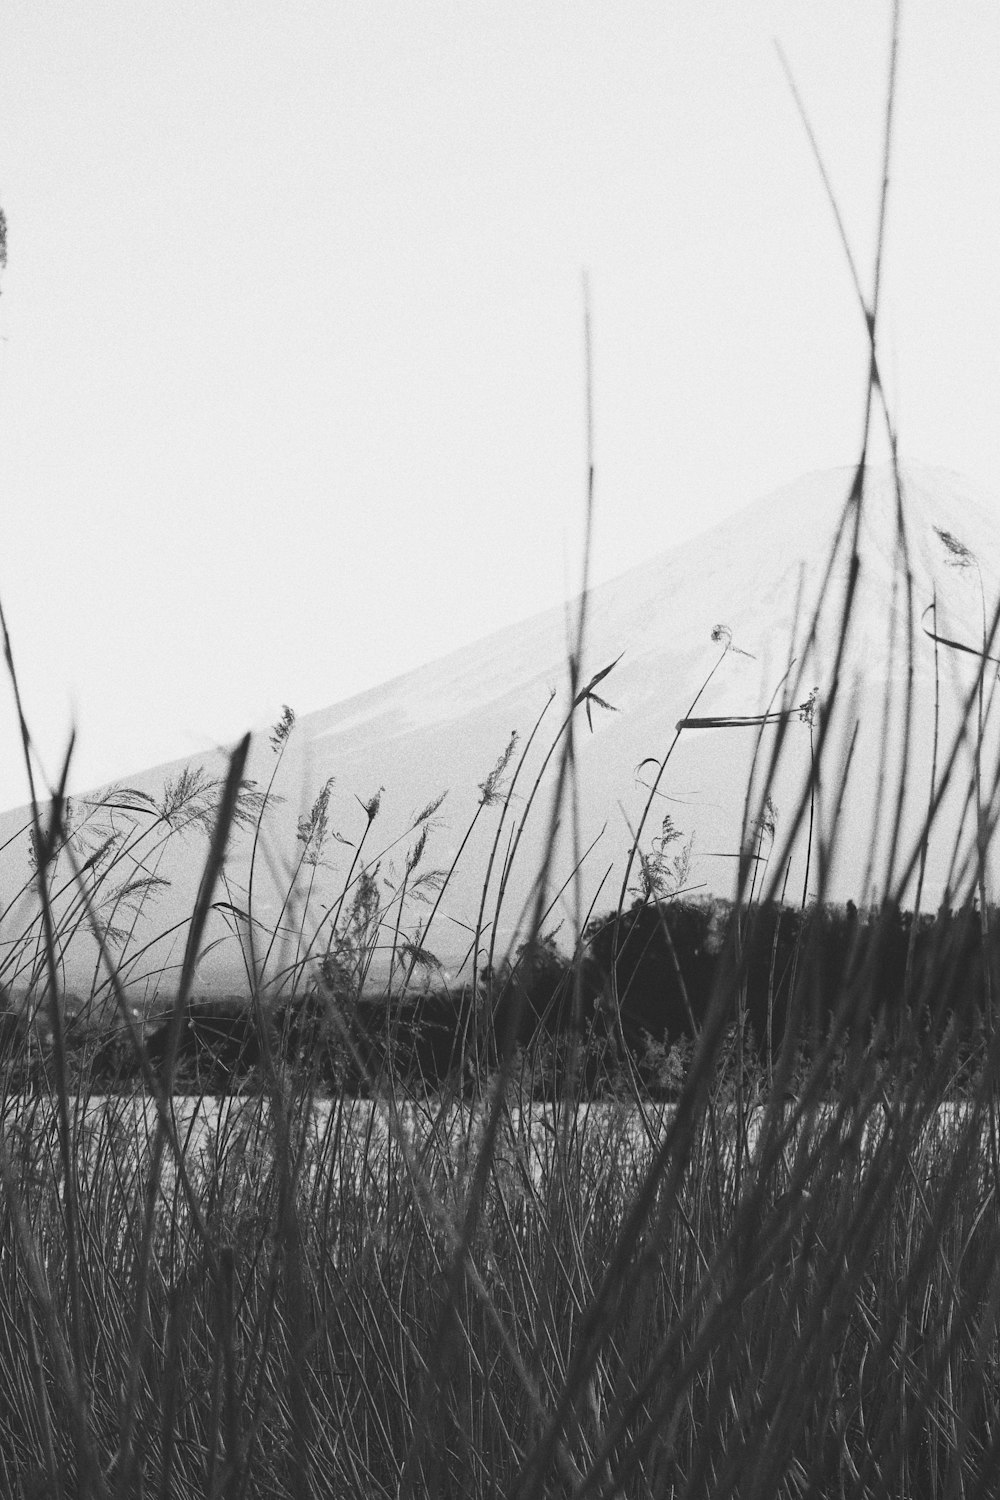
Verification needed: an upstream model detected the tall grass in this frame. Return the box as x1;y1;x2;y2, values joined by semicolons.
6;8;1000;1495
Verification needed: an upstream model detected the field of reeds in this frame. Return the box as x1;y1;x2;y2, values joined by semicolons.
7;18;1000;1497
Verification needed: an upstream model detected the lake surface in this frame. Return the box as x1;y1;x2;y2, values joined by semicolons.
3;1090;994;1272
3;1090;989;1192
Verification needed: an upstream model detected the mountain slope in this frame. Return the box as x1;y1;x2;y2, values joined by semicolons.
3;463;998;998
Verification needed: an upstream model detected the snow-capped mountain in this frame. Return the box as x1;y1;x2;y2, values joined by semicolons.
3;463;998;998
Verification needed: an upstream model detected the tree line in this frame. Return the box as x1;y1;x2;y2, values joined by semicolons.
1;896;995;1097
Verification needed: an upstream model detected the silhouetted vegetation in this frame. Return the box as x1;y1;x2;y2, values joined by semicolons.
585;895;996;1081
4;895;993;1102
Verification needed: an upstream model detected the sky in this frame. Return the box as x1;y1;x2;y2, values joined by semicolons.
0;2;997;815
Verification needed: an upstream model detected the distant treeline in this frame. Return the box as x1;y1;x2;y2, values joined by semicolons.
1;897;996;1097
582;897;995;1073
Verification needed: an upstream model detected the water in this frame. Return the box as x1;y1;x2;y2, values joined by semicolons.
2;1090;988;1197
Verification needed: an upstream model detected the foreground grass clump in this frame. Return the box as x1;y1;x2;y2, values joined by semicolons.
1;1020;1000;1497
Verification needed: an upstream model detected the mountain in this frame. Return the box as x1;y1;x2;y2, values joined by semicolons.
3;462;999;1000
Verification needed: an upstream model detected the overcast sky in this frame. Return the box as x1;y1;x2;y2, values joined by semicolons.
0;2;997;814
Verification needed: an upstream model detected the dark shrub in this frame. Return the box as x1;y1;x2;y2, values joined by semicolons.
83;1021;146;1092
0;1008;26;1060
275;983;479;1095
146;997;274;1095
585;899;717;1056
491;935;590;1053
276;989;369;1094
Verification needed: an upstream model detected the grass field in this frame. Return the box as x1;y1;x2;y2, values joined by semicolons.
2;982;1000;1497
